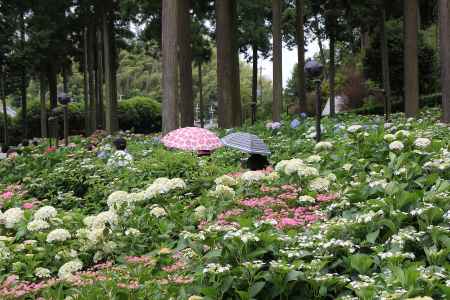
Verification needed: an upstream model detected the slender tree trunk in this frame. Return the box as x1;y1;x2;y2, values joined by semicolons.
329;17;336;117
39;72;48;138
47;62;58;109
314;15;328;79
162;0;179;134
0;67;7;145
230;0;242;127
88;21;97;133
380;4;392;119
198;63;204;128
272;0;282;122
83;26;90;134
216;0;236;128
440;0;450;122
20;12;27;138
296;0;307;113
404;0;420;117
96;12;104;130
109;9;119;132
178;0;194;127
251;44;258;125
103;0;118;133
62;64;70;94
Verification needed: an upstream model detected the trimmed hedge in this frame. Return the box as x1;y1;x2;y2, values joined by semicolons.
1;96;161;145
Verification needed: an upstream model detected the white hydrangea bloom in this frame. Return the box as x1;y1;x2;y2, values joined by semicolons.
106;191;129;210
395;130;410;139
314;141;333;151
211;184;235;199
342;163;353;171
241;171;266;183
194;206;207;219
284;159;305;175
149;205;167;218
34;206;57;220
297;166;319;178
298;195;316;205
27;219;50;232
389;141;404;151
169;178;187;189
384;134;395;142
347;125;363;133
92;211;118;229
58;259;83;279
414;137;431;149
125;228;141;236
2;208;24;229
306;155;322;163
309;177;331;192
35;267;51;278
214;175;237;186
47;229;71;243
275;160;289;172
83;216;96;227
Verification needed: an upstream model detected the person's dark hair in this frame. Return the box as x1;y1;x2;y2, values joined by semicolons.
21;139;29;147
32;140;38;146
246;154;269;171
86;143;95;151
1;144;9;154
113;138;127;151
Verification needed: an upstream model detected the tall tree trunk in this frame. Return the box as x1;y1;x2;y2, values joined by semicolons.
380;4;392;118
62;64;70;94
198;63;204;128
230;0;242;127
39;72;48;138
251;44;258;125
440;0;450;123
296;0;307;113
329;17;336;117
96;11;104;130
88;21;97;133
162;0;179;134
216;0;236;128
404;0;420;117
0;66;7;145
313;15;328;79
20;12;27;138
83;26;90;134
272;0;282;122
103;0;118;133
178;0;194;127
47;62;58;109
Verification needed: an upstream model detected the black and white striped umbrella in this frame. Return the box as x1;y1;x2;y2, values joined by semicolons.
221;132;271;156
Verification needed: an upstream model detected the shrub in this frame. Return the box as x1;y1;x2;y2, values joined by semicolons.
118;96;161;134
2;96;161;145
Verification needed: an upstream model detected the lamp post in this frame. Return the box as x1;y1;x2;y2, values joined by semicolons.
58;93;72;146
305;60;324;142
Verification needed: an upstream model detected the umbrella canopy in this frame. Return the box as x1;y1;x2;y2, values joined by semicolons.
162;127;223;151
221;132;271;156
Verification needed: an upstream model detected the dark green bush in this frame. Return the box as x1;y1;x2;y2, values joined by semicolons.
2;96;161;145
118;96;161;134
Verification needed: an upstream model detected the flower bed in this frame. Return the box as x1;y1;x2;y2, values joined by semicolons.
0;109;449;299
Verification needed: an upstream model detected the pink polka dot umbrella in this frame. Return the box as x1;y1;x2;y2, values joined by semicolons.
161;127;223;152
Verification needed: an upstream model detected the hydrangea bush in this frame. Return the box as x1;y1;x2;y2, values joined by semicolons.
0;109;448;299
